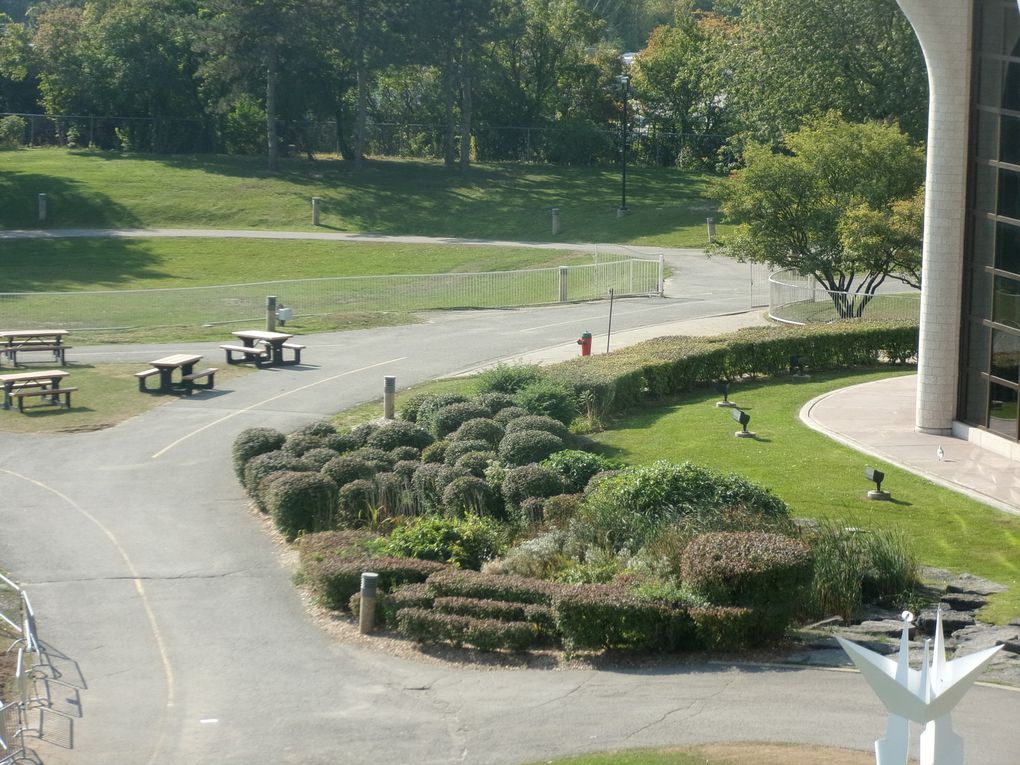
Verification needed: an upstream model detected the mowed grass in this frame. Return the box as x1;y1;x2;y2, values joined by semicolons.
587;368;1020;623
0;148;728;246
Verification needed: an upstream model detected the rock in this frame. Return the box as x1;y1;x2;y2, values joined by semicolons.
937;592;987;612
998;640;1020;655
917;609;975;636
843;619;913;638
944;574;1006;596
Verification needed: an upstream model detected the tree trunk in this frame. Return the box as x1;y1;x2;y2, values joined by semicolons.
266;57;279;173
459;46;472;172
355;60;368;169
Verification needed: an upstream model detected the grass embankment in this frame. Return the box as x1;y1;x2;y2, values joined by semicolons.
586;369;1020;623
0;148;725;246
526;744;876;765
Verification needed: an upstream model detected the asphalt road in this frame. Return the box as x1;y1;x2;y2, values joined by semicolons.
1;248;1017;764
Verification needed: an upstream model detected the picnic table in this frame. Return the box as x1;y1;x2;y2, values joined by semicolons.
135;354;217;394
222;330;305;367
0;369;74;412
0;330;71;367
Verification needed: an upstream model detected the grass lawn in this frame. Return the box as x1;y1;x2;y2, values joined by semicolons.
587;367;1020;623
0;362;253;433
0;148;729;246
523;743;875;765
774;293;920;325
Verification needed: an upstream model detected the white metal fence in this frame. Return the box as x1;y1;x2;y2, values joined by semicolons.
769;269;920;324
0;258;663;332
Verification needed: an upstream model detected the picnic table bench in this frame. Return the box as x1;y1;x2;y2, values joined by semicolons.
0;370;74;412
0;330;71;367
223;330;305;367
136;354;216;394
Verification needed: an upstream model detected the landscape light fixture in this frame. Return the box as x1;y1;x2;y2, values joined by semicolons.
732;408;755;438
789;354;810;378
865;466;890;500
715;379;736;408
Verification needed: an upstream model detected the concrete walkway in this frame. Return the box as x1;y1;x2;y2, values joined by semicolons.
802;374;1020;515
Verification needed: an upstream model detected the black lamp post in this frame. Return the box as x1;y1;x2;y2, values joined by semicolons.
617;74;630;215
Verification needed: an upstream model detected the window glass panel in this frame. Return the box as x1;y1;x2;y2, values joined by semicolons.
988;380;1018;437
970;265;995;318
1007;60;1020;112
981;2;1005;55
964;369;988;425
970;215;996;268
974;163;997;213
993;275;1020;327
991;328;1020;381
1003;116;1020;165
980;56;1004;106
976;109;999;160
968;319;992;369
995;221;1020;273
999;168;1020;217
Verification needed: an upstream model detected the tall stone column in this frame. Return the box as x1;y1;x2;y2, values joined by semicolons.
896;0;973;434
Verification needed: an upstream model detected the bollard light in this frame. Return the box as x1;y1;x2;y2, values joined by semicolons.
732;408;754;438
789;354;810;378
359;571;379;634
715;379;736;408
865;466;890;500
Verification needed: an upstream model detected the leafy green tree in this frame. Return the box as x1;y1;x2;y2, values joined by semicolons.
710;113;925;318
0;12;34;113
721;0;928;143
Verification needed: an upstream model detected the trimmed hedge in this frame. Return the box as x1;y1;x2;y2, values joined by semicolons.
689;606;758;651
242;451;312;510
501;464;568;509
425;569;563;605
384;515;505;569
451;418;505;447
264;471;339;541
430;402;493;438
433;596;558;636
303;555;448;610
349;581;436;626
441;476;498;517
554;585;695;652
232;427;286;480
396;608;540;651
498;430;565;466
503;415;570;440
321;455;376;490
443;439;495;465
366;420;434;451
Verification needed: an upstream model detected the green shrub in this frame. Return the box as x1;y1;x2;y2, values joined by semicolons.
420;440;449;463
232;427;286;480
543;493;582;528
337;479;377;525
366;420;434;451
303;556;448;610
388;446;421;462
265;471;339;541
504;415;570;440
484;531;572;580
498;430;565;466
398;392;434;422
433;596;558;637
681;531;813;642
0;115;27;147
454;450;498;477
514;379;578;425
300;447;341;470
349;421;383;446
411;463;471;512
451;418;505;447
553;586;695;652
475;392;517;415
321;455;376;489
347;447;394;471
442;476;498;517
493;406;531;425
323;431;360;453
293;420;338;438
501;464;567;509
474;363;543;394
519;496;546;524
297;529;381;561
542;450;617;493
414;393;470;432
385;515;506;569
242;451;312;510
575;461;790;553
443;439;494;465
430;402;493;438
426;569;563;605
689;606;758;651
392;459;420;481
350;580;436;626
282;433;327;457
396;608;541;651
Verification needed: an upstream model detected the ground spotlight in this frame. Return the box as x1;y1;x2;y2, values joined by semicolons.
715;379;736;408
790;354;810;378
865;466;890;500
732;408;755;438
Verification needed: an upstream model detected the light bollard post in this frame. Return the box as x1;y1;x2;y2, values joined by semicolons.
312;196;322;226
266;295;277;332
383;375;396;419
551;207;560;235
37;193;47;223
707;218;716;243
359;572;379;634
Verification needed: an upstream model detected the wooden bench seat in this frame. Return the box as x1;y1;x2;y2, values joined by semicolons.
281;341;306;364
3;344;72;366
11;386;77;412
220;343;269;366
135;367;160;392
180;367;217;393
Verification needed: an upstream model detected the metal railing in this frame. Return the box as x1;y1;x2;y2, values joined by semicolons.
0;258;663;332
769;269;920;324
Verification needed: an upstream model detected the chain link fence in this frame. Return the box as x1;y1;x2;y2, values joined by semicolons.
0;259;662;332
769;269;920;324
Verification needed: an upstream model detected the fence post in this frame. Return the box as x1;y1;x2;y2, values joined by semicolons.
706;218;716;243
37;193;47;223
551;207;560;236
657;254;665;296
266;295;277;332
311;197;322;226
559;266;569;303
359;572;379;634
383;375;396;420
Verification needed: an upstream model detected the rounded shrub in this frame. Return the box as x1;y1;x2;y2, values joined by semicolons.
384;515;506;569
451;417;505;447
292;420;338;438
232;427;286;480
301;447;341;471
411;463;471;513
420;440;449;464
282;433;327;457
398;392;434;423
265;471;339;541
388;445;421;463
442;476;497;517
493;406;530;426
337;478;376;526
349;421;383;447
320;455;376;489
347;447;394;471
243;451;312;510
323;431;359;454
498;430;565;466
542;450;617;493
504;415;569;441
681;531;813;643
474;363;543;394
513;379;578;425
454;450;497;477
475;392;517;415
372;471;407;514
414;393;470;432
501;464;568;509
366;419;434;451
392;459;420;481
430;402;493;438
519;497;546;524
543;493;582;528
444;439;494;465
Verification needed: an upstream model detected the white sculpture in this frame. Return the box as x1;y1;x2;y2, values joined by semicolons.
837;608;1001;765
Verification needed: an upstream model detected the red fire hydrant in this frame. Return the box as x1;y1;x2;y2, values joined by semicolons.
577;331;592;357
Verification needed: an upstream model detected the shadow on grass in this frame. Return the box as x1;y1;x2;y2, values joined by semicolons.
0;168;140;230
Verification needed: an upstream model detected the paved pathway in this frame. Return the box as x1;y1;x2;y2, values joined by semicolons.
1;234;1018;764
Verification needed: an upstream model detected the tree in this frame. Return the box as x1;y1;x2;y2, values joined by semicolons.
721;0;928;144
710;113;925;318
